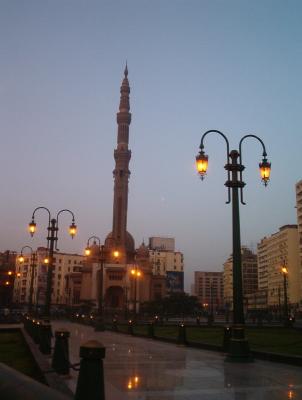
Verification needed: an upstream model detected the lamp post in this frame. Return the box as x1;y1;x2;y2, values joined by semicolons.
278;285;282;322
28;207;77;317
85;236;105;325
85;238;120;330
18;246;36;314
196;130;271;361
131;266;142;317
281;265;289;326
208;281;214;325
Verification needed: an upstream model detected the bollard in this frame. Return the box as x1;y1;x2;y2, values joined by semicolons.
94;316;105;332
32;320;41;344
112;318;118;332
23;316;30;334
28;318;35;339
51;330;70;375
177;323;187;345
223;326;231;351
148;322;154;338
39;322;52;355
75;340;106;400
128;320;133;335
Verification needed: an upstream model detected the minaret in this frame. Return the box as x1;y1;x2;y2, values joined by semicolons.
105;65;135;262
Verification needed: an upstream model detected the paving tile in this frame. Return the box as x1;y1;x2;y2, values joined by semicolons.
51;321;302;400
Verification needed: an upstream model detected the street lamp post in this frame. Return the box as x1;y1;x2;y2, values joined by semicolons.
85;238;120;330
131;266;142;318
18;246;36;314
208;281;214;325
281;265;289;326
28;207;77;317
196;130;271;361
85;236;105;327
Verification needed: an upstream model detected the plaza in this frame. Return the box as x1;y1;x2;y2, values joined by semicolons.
53;321;302;400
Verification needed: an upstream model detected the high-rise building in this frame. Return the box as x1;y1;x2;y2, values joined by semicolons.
257;225;300;308
194;271;223;311
223;247;258;309
296;180;302;294
149;237;184;293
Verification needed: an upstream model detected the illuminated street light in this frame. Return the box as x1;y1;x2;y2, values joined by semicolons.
281;263;290;326
196;130;270;361
28;206;77;316
84;236;120;331
18;246;36;313
131;266;142;317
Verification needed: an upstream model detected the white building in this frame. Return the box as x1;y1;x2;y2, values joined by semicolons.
13;247;85;308
148;237;184;293
257;225;300;308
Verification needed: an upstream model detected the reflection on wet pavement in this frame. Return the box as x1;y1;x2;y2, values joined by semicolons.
52;321;302;400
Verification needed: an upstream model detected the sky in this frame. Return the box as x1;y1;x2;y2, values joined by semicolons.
0;0;301;291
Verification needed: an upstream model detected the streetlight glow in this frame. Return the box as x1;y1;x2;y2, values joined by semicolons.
85;247;91;256
282;266;288;274
259;158;271;186
195;150;208;180
28;220;36;237
69;222;77;238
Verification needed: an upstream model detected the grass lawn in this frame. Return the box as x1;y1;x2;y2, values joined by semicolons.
186;326;224;346
133;325;148;335
115;324;302;356
0;330;45;382
154;325;178;340
247;328;302;356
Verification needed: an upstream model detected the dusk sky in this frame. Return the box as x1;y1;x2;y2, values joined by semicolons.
0;1;301;290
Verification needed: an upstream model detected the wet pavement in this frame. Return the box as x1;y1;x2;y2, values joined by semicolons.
52;321;302;400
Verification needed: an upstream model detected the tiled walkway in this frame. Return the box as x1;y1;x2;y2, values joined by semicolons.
52;321;302;400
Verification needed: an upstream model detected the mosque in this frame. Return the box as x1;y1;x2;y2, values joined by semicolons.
78;66;167;313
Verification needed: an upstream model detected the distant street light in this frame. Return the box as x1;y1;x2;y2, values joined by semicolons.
131;266;142;317
85;236;105;328
281;264;290;326
28;207;77;317
85;236;120;330
196;130;271;361
18;246;36;313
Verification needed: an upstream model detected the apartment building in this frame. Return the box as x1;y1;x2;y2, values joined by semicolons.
148;237;184;292
296;180;302;295
257;225;300;308
13;247;85;308
223;247;258;309
194;271;224;310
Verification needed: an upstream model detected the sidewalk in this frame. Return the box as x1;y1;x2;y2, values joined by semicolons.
52;321;302;400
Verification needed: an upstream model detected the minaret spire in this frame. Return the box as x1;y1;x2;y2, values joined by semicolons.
105;66;135;263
